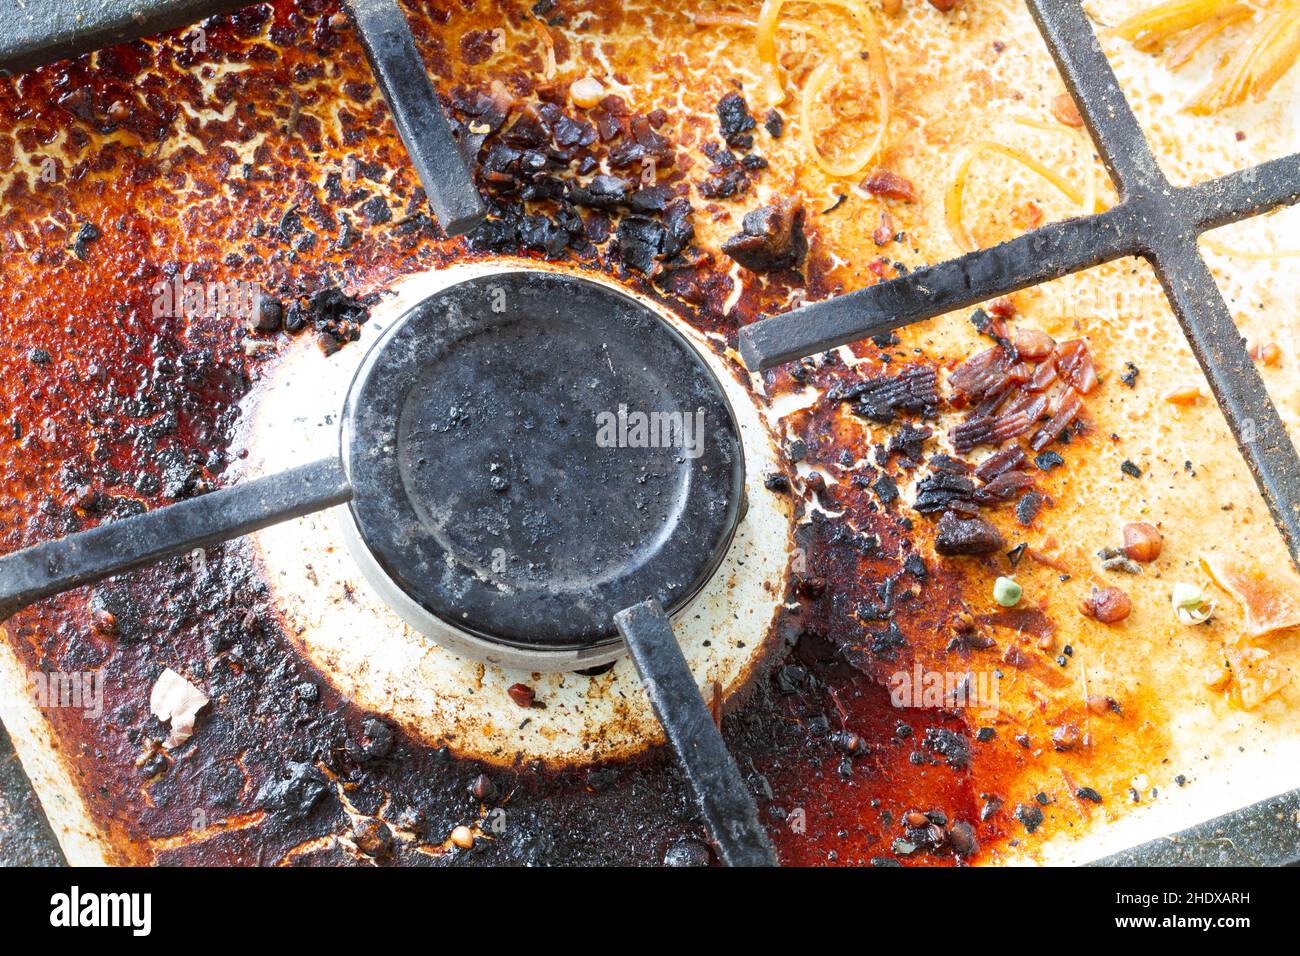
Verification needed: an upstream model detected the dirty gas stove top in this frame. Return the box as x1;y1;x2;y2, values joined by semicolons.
3;0;1300;867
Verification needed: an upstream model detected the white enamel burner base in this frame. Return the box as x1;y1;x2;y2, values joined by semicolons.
239;261;795;768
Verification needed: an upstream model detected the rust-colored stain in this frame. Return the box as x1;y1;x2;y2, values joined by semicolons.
0;0;1173;865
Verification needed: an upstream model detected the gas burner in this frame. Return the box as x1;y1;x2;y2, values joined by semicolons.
339;272;744;670
0;267;785;866
240;265;795;775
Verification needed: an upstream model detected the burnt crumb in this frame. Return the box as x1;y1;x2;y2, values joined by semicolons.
1120;459;1142;479
795;576;826;598
1014;802;1045;833
903;552;926;578
1075;786;1103;803
948;820;979;856
347;717;394;762
615;216;669;274
699;163;751;200
470;773;498;802
764;107;784;138
873;473;899;505
71;221;100;260
831;730;867;755
885;423;933;465
914;469;977;515
763;473;790;493
923;727;970;770
586;767;618;792
716;90;756;149
518;215;571;258
285;287;371;355
805;713;831;737
609;200;695;274
1015;490;1044;526
659;199;696;257
969;307;1002;340
822;517;881;556
722;199;807;273
1098;546;1140;574
568;174;631;209
1007;542;1027;567
335;214;359;251
1120;362;1140;387
629;184;673;213
1034;451;1064;471
256;761;330;822
28;348;52;365
140;751;168;777
975;727;996;742
935;511;1004;556
360;195;392;225
250;295;283;333
835;367;939;424
278;205;303;240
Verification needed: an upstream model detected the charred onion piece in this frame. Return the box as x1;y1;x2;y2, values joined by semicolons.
935;512;1005;556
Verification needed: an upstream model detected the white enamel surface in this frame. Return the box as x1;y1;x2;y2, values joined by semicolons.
239;261;794;767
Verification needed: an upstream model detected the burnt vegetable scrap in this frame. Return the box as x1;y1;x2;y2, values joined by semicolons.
722;199;808;274
450;86;716;282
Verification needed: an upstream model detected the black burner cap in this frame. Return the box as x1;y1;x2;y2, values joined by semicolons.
342;272;745;653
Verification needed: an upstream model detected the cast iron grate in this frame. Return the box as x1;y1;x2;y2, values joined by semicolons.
739;0;1300;572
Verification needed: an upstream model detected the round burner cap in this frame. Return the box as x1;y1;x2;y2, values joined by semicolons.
340;272;745;657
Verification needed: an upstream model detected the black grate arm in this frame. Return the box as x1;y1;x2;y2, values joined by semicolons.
0;458;352;620
1147;238;1300;550
738;204;1143;370
1024;0;1168;197
614;599;778;867
1181;153;1300;232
